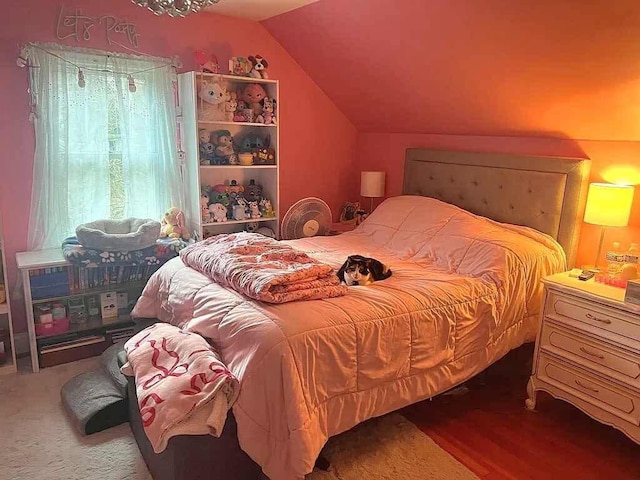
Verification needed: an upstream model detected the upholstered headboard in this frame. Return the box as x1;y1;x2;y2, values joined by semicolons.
403;149;591;268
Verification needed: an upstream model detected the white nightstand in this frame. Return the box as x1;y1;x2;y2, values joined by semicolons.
527;272;640;445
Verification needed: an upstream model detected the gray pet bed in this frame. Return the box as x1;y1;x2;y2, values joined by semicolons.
76;218;161;252
61;343;129;435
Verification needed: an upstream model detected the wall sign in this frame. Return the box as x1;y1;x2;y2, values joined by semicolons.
56;5;141;48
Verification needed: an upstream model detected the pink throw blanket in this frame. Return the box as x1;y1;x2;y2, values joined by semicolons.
179;232;347;303
121;323;240;453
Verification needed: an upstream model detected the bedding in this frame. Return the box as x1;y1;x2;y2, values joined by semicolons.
132;195;566;480
179;232;347;303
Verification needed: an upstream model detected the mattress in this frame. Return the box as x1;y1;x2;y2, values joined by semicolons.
132;196;566;480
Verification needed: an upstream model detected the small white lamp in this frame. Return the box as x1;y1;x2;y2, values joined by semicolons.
583;183;634;271
361;171;386;213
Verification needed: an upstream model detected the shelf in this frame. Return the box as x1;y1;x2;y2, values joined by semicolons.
36;313;134;340
194;73;277;85
198;120;276;128
0;303;7;315
202;217;278;227
200;165;277;170
31;280;147;305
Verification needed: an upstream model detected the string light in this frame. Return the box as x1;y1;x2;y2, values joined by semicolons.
128;75;137;93
17;44;179;93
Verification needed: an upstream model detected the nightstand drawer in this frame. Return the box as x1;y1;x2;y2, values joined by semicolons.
540;323;640;386
538;353;639;426
546;291;640;344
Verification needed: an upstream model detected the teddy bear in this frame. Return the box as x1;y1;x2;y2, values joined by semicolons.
248;55;269;79
198;80;226;122
160;207;190;240
240;83;267;117
223;92;238;122
209;203;228;223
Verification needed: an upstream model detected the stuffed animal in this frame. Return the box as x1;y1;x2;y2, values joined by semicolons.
245;221;259;233
223;92;238;122
227;180;244;201
249;201;261;219
239;133;264;153
200;194;210;222
199;142;215;165
244;179;263;202
161;207;190;240
211;130;237;165
209;203;228;223
234;101;249;122
258;97;276;125
259;199;275;217
240;83;267;116
236;197;250;219
198;80;226;122
195;51;220;74
210;184;230;207
248;55;269;79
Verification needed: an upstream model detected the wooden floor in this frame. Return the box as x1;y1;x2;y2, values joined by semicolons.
402;345;640;480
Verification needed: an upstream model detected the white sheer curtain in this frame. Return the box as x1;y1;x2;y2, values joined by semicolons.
24;43;184;250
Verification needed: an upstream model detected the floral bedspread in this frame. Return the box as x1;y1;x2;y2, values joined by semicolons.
62;236;189;267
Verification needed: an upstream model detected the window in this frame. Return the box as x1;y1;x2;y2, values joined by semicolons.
23;43;184;250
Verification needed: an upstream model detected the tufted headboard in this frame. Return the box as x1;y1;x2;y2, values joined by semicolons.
403;149;591;268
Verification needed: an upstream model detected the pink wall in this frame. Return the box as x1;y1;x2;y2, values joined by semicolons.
0;0;357;333
264;0;640;267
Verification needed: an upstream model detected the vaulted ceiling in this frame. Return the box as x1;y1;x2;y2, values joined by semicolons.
263;0;640;141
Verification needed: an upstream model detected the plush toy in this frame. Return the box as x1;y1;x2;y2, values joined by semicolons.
258;97;276;125
234;101;249;122
239;133;264;153
245;221;259;233
223;92;238;122
160;207;190;240
244;179;263;203
209;203;228;223
248;55;269;79
249;201;261;219
199;142;215;165
232;202;250;221
211;130;237;165
240;83;267;116
210;184;230;206
198;80;226;121
254;147;276;165
259;199;275;217
200;194;210;222
195;51;220;74
227;180;244;201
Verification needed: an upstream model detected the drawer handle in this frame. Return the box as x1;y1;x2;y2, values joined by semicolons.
575;379;599;393
579;347;605;360
586;313;612;325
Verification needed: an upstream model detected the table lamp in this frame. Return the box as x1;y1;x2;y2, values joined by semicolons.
361;171;385;213
583;183;634;272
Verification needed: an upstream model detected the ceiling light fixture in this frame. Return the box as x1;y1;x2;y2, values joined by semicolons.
131;0;221;17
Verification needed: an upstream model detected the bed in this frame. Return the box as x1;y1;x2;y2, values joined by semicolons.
127;149;591;480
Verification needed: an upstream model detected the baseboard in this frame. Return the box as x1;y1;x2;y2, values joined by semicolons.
14;332;30;356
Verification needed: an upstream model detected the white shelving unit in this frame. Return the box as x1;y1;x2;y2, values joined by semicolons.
0;208;17;375
177;72;280;240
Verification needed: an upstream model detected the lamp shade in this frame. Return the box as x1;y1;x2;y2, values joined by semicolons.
360;171;385;198
583;183;634;227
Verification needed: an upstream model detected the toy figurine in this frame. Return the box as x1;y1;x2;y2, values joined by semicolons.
200;194;210;222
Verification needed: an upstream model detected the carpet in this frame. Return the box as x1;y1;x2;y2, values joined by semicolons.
0;359;478;480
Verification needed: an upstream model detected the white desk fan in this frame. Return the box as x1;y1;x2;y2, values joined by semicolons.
281;197;332;240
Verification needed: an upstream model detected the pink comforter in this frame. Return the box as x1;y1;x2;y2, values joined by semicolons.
179;232;347;303
132;196;566;480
